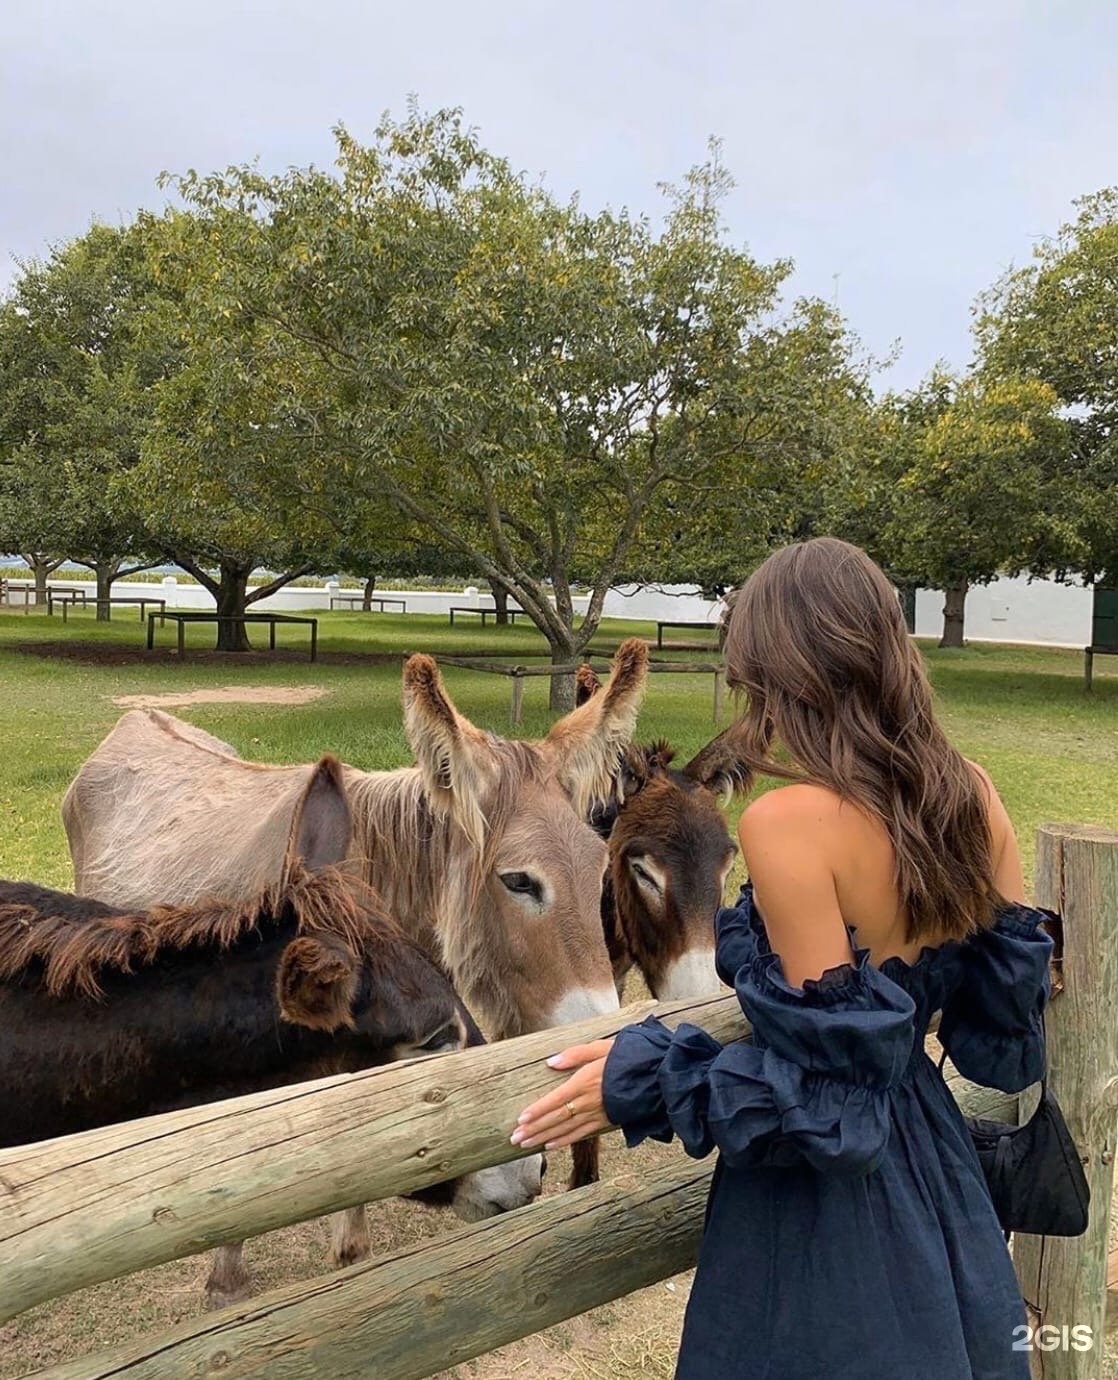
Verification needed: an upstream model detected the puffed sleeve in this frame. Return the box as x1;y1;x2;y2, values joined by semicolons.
937;903;1053;1093
602;891;917;1177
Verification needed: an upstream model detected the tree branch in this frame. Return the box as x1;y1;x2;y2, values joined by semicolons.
170;553;221;599
246;564;317;604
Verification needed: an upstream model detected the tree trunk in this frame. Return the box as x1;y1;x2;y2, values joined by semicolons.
214;560;254;652
93;558;120;622
547;635;579;712
489;579;509;627
898;582;917;635
21;553;64;607
362;576;377;613
939;581;968;648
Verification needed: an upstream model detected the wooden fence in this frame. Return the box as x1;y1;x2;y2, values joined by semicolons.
2;823;1116;1380
427;652;727;725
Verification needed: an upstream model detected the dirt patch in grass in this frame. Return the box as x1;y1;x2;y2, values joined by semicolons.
12;641;403;668
111;686;329;709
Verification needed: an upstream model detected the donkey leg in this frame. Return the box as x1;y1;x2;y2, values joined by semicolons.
330;1205;372;1268
204;1243;253;1309
569;1139;600;1190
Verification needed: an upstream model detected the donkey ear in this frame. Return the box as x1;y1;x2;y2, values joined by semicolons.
681;727;751;804
403;654;492;853
277;936;358;1031
575;663;603;706
546;639;648;818
285;756;353;874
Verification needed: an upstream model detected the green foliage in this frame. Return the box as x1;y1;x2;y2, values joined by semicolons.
0;224;164;573
888;372;1074;591
147;105;868;671
977;189;1118;582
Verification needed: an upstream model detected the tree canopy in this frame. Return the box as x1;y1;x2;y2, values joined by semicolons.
1;105;1101;667
0;224;165;609
977;188;1118;584
150;106;870;700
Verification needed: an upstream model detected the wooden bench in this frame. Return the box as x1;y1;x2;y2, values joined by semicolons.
46;589;91;619
655;620;721;649
329;593;408;613
448;605;528;627
1;579;38;612
147;611;318;661
429;653;727;726
0;579;59;612
64;595;166;623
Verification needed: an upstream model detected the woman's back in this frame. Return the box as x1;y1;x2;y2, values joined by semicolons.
737;761;1028;986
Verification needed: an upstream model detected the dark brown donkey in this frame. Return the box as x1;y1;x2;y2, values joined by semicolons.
0;757;540;1308
577;664;745;1000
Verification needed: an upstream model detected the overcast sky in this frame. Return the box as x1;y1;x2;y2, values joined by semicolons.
3;0;1116;389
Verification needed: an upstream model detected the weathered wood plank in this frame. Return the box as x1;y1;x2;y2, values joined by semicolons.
1013;823;1118;1380
28;1068;1017;1380
29;1160;714;1380
0;994;745;1324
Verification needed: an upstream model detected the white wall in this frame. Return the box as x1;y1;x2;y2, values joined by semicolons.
10;572;1094;648
10;579;594;618
601;584;725;624
914;575;1092;649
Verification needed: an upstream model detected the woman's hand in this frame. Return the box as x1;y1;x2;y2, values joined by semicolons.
511;1038;616;1150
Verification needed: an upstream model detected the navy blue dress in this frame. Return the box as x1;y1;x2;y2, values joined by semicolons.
602;883;1052;1380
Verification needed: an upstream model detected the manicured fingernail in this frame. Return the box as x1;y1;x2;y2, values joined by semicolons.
517;1111;532;1123
546;1055;562;1067
510;1130;524;1145
544;1141;558;1150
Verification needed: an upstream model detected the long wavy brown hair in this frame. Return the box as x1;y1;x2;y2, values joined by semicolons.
722;537;1000;943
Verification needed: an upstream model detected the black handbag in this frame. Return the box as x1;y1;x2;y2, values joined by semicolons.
940;1020;1090;1239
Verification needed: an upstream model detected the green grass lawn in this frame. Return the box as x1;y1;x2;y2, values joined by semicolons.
0;607;1114;890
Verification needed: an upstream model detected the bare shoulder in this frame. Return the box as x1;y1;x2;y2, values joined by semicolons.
738;783;843;834
737;784;845;863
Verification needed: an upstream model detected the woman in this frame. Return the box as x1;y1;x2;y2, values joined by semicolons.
513;537;1051;1380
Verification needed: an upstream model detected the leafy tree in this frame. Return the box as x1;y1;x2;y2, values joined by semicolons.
977;189;1118;584
818;366;1073;646
0;225;164;612
155;107;868;705
884;372;1072;646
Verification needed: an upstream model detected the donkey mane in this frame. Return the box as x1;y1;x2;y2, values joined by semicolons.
345;737;547;913
0;868;401;1001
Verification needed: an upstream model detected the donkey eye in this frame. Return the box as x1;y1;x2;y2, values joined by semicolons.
631;862;663;893
500;872;544;903
419;1022;462;1052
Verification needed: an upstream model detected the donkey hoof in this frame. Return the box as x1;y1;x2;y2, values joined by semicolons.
331;1239;371;1269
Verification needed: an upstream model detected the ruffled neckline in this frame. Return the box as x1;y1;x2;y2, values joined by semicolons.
728;882;1054;994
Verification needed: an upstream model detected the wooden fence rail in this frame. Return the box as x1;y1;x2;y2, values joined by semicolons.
4;822;1117;1380
0;994;744;1324
12;1059;1015;1380
426;653;727;725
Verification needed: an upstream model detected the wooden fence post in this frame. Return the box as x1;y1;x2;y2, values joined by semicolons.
1014;824;1118;1378
510;670;525;727
713;668;725;723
